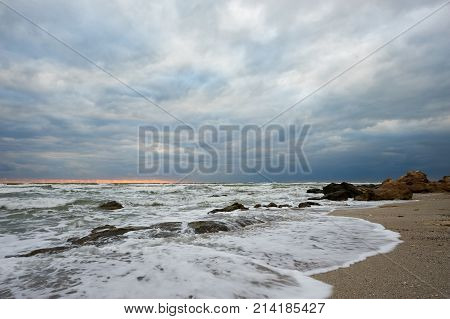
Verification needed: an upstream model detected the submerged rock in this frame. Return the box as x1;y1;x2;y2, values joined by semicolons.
98;201;123;210
254;204;262;208
68;225;150;245
298;201;321;208
208;202;249;214
265;202;278;208
188;221;230;234
149;222;182;232
7;246;71;258
278;204;292;208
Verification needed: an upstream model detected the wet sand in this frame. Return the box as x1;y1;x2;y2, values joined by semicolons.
313;193;450;298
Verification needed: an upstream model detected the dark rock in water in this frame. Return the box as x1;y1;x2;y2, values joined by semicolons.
149;222;182;232
319;182;363;201
306;188;323;194
68;225;150;245
91;225;116;233
234;217;261;227
98;201;123;210
307;197;322;200
321;190;352;201
254;204;262;208
188;221;230;234
278;204;292;208
323;182;362;197
6;246;71;258
298;201;321;208
210;194;228;197
12;222;182;257
208;202;249;214
265;202;278;208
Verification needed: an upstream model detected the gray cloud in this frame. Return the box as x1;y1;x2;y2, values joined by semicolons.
0;0;449;181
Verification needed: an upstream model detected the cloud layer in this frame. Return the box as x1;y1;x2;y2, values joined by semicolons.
1;0;449;181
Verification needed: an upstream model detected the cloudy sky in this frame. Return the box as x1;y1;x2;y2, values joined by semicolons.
0;0;449;182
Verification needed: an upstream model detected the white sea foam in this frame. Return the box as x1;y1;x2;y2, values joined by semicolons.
0;183;401;298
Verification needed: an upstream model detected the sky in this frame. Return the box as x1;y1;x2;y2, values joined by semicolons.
0;0;449;182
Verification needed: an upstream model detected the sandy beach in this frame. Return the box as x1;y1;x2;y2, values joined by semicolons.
314;193;450;298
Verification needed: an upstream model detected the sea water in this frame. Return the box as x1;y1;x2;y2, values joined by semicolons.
0;183;401;298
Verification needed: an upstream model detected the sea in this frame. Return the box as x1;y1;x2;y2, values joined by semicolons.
0;183;402;298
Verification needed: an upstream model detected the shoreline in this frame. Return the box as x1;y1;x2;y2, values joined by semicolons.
313;193;450;298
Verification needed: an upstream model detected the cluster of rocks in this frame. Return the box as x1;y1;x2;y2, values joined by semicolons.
306;171;449;201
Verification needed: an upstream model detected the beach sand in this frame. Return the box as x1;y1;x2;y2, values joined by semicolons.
313;193;450;298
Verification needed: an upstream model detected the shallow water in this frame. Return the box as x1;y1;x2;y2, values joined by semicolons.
0;183;401;298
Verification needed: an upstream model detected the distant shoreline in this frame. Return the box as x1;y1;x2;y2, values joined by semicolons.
313;193;450;298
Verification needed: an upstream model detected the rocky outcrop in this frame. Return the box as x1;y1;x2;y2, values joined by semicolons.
298;202;321;208
188;221;230;234
98;201;123;210
355;179;412;201
208;202;249;214
319;182;363;201
431;176;450;192
397;171;430;193
314;171;448;202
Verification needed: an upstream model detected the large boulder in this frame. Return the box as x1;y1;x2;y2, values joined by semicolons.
397;170;431;193
322;190;353;201
320;182;363;201
356;179;412;201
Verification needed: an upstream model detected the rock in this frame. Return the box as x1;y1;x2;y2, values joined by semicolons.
6;246;71;258
321;190;352;201
265;202;278;208
440;176;450;183
98;201;123;210
306;188;323;194
322;182;363;197
278;204;292;208
208;202;249;214
397;170;431;193
319;182;364;201
91;225;116;233
149;222;182;232
254;204;262;208
188;221;230;234
356;179;412;201
68;225;150;245
307;197;322;200
234;217;262;228
432;176;450;192
298;201;321;208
